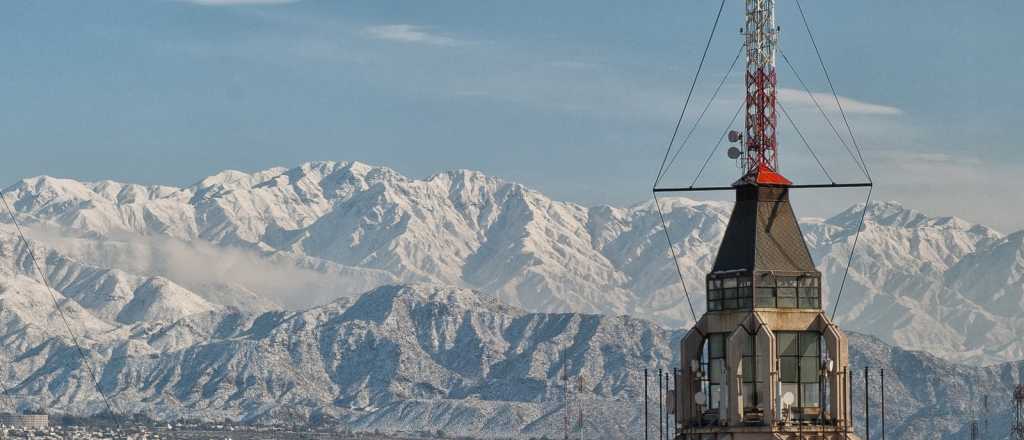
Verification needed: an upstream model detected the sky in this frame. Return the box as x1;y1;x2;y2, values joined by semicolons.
0;1;1021;230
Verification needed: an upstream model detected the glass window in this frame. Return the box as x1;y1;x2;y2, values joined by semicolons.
778;296;797;308
742;357;754;381
755;288;775;307
710;359;724;384
800;333;820;357
800;357;820;382
738;287;753;299
778;333;798;356
709;335;725;358
704;334;728;409
778;331;822;411
709;384;721;409
741;332;761;408
780;357;799;382
801;383;821;407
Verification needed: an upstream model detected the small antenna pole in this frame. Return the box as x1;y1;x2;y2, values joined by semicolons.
864;366;870;440
644;368;649;440
667;368;675;440
563;346;569;440
658;368;664;440
880;368;885;440
579;375;584;440
1012;385;1024;440
983;394;988;440
664;371;670;439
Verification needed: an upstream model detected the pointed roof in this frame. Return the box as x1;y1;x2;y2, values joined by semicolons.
711;185;817;274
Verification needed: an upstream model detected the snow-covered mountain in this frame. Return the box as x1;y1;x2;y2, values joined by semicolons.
1;160;1018;364
0;283;1020;439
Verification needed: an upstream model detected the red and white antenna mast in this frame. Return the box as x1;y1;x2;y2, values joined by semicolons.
741;0;790;186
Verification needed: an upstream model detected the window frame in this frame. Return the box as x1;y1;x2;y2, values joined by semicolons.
776;331;822;412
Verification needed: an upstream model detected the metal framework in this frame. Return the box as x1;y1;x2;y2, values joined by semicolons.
743;0;784;185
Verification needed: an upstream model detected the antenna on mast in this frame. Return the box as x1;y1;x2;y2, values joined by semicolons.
740;0;788;186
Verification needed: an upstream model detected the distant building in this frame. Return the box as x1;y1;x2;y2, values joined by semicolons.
0;412;49;429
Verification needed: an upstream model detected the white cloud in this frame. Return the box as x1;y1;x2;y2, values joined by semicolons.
364;24;465;47
182;0;299;5
779;88;902;115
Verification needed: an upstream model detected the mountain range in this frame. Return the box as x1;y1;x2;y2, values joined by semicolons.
1;161;1024;437
2;160;1020;364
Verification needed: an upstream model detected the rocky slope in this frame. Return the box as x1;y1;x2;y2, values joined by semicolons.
0;283;1020;439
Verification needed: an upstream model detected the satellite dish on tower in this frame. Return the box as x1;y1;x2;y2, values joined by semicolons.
727;147;742;160
727;130;743;143
781;392;795;406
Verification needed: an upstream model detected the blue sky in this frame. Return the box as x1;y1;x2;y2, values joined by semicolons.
1;1;1021;230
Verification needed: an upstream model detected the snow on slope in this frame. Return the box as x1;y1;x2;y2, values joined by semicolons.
0;283;1019;439
1;161;1021;363
0;284;675;438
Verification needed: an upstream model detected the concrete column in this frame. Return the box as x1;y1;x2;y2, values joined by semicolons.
754;322;776;422
679;327;705;426
822;321;849;426
727;327;746;426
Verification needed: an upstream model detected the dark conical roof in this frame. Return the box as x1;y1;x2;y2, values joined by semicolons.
711;185;816;274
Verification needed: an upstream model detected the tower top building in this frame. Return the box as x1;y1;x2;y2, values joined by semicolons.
668;1;862;439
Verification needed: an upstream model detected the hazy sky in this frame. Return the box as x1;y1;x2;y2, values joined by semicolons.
1;1;1021;230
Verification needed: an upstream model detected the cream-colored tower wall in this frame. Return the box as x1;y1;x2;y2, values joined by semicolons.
674;310;858;439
